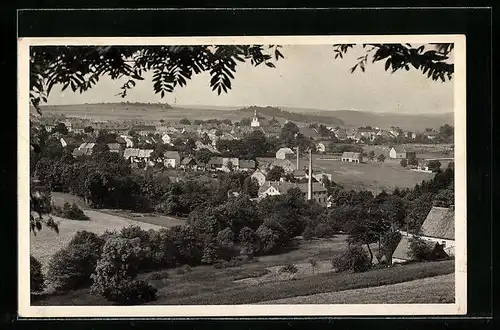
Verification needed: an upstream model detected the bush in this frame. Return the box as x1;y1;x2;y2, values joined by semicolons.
30;255;45;293
213;258;244;269
90;237;157;304
238;226;259;256
52;202;89;220
279;263;298;274
47;231;104;291
332;244;371;273
400;159;408;167
408;236;434;261
256;225;280;255
314;222;337;238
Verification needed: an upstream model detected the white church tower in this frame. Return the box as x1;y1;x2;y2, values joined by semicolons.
251;109;260;128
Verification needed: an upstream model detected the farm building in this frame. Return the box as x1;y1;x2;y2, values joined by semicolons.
276;147;295;160
72;142;96;157
163;151;181;168
123;148;154;163
341;152;363;163
208;156;224;171
389;147;416;159
251;169;268;186
107;143;121;154
222;157;240;171
179;157;197;170
269;159;297;173
239;159;256;172
258;181;328;206
392;206;455;264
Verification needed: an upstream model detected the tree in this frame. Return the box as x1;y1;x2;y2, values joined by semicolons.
240;118;251;126
332;43;454;82
242;176;259;198
52;122;69;135
84;126;94;133
243;129;268;159
279;121;300;147
179;118;191;125
30;255;45;294
377;154;386;162
368;150;375;161
195;148;213;165
400;158;408;167
266;166;284;181
427;160;442;172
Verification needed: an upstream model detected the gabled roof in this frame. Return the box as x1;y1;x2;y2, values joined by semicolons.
107;143;121;150
293;169;307;177
123;148;140;159
419;207;455;240
276;147;294;155
138;149;154;158
392;236;440;261
180;157;196;165
239;159;256;169
260;181;327;196
391;146;407;153
164;151;181;159
342;152;361;158
208;156;223;165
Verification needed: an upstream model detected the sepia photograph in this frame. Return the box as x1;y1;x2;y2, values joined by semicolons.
18;35;466;317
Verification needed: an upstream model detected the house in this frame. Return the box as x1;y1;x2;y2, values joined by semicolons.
312;172;332;183
137;149;154;163
207;156;224;171
107;143;121;154
251;169;268;186
72;142;96;157
119;135;134;148
292;169;308;180
333;128;348;140
123;148;140;163
179;157;197;170
163;151;181;168
222;157;239;171
269;159;297;173
341;152;363;163
132;125;157;137
258;181;328;206
239;159;256;172
423;131;438;140
392;206;455;264
389;147;416;159
276;147;295;160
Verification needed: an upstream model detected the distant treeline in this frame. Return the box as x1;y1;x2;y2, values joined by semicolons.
237;106;345;126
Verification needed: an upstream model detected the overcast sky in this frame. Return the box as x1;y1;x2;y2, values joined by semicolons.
46;44;454;114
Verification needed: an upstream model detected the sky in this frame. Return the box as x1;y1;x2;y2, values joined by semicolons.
45;44;454;114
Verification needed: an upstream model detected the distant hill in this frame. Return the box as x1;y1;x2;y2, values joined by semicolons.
234;106;345;126
37;103;453;131
282;107;453;131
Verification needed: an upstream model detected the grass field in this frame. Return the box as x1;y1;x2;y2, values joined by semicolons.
32;231;454;306
100;209;187;228
261;273;455;304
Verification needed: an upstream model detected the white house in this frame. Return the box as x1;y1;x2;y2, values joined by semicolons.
341;152;363;163
258;181;328;206
392;206;455;264
276;147;295;160
163;151;181;168
389;147;416;160
251;169;268;186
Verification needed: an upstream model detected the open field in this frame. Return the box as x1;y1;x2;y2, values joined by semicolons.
100;209;187;228
30;209;163;274
32;230;454;306
260;273;455;304
259;156;434;193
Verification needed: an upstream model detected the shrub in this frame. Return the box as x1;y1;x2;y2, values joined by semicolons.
216;227;234;248
167;226;204;266
52;202;89;220
213;258;244;269
314;222;337;238
238;226;259;256
279;263;298;274
408;236;434;261
400;159;408;167
90;237;157;304
201;241;219;264
332;244;371;273
47;231;104;291
30;255;45;293
256;225;280;255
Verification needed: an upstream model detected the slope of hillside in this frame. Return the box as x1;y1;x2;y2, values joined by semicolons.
234;106;345;126
283;107;453;131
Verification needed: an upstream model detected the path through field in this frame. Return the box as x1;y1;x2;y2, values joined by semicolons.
259;273;454;304
30;209;163;273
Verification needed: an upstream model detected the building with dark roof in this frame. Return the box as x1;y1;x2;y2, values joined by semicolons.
392;206;455;264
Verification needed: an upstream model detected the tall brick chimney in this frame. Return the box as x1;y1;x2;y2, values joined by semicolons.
307;149;313;201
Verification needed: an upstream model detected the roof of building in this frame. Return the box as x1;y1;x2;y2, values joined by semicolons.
271;159;296;170
107;143;121;150
391;146;407;153
72;149;85;157
276;147;295;155
239;159;256;169
419;206;455;240
164;151;181;159
180;157;196;165
208;156;224;165
138;149;154;158
293;169;307;177
123;148;140;159
392;235;440;261
259;181;327;196
342;151;362;158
